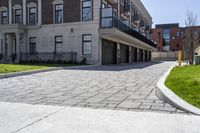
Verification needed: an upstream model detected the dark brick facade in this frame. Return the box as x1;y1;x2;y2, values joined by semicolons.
152;24;200;51
12;0;22;5
63;0;81;23
152;24;182;51
42;0;53;24
0;1;8;7
151;28;163;51
26;0;38;4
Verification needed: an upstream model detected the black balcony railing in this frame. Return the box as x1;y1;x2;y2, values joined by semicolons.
100;8;156;48
124;3;130;12
20;52;77;63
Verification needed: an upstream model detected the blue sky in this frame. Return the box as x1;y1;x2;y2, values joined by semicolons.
141;0;200;27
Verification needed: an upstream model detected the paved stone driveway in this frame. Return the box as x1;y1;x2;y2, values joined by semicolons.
0;62;187;114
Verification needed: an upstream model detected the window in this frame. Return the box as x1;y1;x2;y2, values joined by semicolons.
55;36;63;53
82;34;92;55
82;0;92;22
55;4;63;24
1;11;8;24
29;37;36;54
29;7;37;25
177;31;180;37
15;9;22;24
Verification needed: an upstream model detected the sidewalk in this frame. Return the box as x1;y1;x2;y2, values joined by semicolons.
0;102;199;133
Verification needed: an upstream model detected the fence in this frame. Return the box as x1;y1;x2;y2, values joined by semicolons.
20;52;77;63
152;51;178;61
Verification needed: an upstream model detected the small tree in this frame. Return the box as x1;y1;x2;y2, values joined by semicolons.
182;10;200;64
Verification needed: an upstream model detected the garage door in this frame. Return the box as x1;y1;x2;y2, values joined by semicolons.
120;44;129;63
102;39;117;65
131;47;137;62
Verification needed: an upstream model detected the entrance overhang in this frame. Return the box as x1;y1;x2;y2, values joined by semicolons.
0;24;27;34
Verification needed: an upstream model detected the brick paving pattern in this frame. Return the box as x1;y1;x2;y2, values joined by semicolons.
0;62;187;114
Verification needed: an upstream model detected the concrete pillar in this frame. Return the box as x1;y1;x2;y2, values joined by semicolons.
0;34;5;62
9;0;12;24
137;48;140;62
129;46;132;64
143;50;145;62
16;33;21;62
98;37;102;65
38;0;42;25
117;42;120;64
23;0;27;25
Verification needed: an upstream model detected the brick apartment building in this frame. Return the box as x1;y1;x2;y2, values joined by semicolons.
152;23;182;52
0;0;156;65
152;23;200;54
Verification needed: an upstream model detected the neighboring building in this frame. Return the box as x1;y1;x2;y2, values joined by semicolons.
152;23;200;53
0;0;156;65
152;23;182;52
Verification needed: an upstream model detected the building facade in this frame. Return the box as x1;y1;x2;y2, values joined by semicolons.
0;0;156;65
152;23;200;53
152;23;182;52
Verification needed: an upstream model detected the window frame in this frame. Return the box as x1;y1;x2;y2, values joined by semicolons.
82;34;92;55
55;4;63;24
29;37;37;55
14;9;22;24
55;35;63;54
82;0;93;22
28;7;37;25
1;10;8;24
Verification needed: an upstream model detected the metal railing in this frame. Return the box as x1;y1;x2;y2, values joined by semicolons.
20;52;77;63
100;8;156;48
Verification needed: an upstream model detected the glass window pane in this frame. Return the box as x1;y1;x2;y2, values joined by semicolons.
56;5;63;10
84;42;91;54
83;1;91;7
30;8;36;13
83;35;91;41
56;36;63;42
83;8;91;21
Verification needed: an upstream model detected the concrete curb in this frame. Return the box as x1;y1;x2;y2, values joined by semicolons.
0;65;95;79
156;66;200;115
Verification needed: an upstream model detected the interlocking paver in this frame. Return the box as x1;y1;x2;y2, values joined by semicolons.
0;62;188;114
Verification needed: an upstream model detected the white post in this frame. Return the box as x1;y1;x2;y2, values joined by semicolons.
16;33;21;62
1;33;6;62
9;0;12;24
117;42;120;64
23;0;26;25
129;46;132;63
38;0;42;25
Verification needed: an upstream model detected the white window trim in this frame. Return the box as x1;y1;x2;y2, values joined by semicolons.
52;0;63;24
0;6;8;24
12;4;22;24
27;2;37;26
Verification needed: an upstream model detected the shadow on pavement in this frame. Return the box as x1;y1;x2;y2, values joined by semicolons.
64;61;163;72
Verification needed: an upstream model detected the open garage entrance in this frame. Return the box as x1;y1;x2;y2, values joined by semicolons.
120;44;129;63
131;47;137;63
102;39;117;65
139;49;143;62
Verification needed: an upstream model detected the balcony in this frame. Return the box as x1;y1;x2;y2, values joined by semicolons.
124;2;131;16
100;8;156;48
107;0;118;4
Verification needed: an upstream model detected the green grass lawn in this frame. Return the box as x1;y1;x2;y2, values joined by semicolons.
165;65;200;108
0;63;82;74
